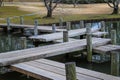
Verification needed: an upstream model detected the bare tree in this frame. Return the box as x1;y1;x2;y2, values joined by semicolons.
0;0;4;7
104;0;120;14
43;0;61;18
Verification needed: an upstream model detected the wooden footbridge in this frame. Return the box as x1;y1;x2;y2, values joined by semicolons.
0;38;111;66
0;37;120;80
10;59;120;80
0;23;65;32
0;21;120;80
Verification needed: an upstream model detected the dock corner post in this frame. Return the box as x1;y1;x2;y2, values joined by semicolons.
63;30;68;42
20;16;24;25
86;24;92;62
20;37;27;49
6;17;11;32
52;24;56;33
111;51;120;76
65;62;77;80
80;20;84;28
66;22;71;31
34;20;38;36
111;30;117;45
59;17;63;27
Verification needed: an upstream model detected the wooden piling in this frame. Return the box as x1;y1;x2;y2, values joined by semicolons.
6;17;11;32
34;20;38;36
59;17;63;27
111;30;117;45
86;24;92;62
52;24;56;33
65;62;77;80
20;16;24;25
80;21;84;28
20;37;27;49
111;51;119;76
66;22;71;31
110;30;119;76
63;30;68;42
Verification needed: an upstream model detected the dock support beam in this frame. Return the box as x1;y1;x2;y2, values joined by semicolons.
65;62;77;80
52;24;56;33
111;30;116;45
63;31;68;42
111;51;119;76
80;20;84;28
110;30;119;76
20;16;24;25
66;22;71;31
20;37;27;49
59;17;63;27
6;17;11;32
86;23;92;62
101;21;105;32
34;20;38;36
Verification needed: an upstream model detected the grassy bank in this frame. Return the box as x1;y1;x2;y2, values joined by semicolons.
0;6;120;25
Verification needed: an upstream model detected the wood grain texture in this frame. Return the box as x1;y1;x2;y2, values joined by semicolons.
10;59;120;80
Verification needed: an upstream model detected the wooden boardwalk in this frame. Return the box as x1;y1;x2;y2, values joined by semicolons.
0;38;110;66
0;24;65;32
10;59;120;80
29;28;100;42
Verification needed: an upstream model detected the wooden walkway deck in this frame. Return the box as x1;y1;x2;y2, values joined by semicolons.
0;38;110;66
0;24;65;32
29;28;100;42
10;59;120;80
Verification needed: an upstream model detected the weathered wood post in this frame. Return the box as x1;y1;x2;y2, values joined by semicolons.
20;16;24;25
86;23;92;62
20;37;27;49
111;51;119;76
63;30;68;42
80;20;84;28
52;24;56;33
65;62;77;80
34;20;38;36
66;22;71;31
111;30;116;45
59;17;63;27
6;17;11;32
110;30;119;76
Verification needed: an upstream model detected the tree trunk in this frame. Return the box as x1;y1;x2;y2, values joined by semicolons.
47;9;52;17
112;6;119;14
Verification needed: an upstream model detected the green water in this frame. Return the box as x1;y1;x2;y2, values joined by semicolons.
0;21;120;80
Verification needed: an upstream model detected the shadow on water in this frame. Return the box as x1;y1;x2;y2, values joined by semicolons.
0;21;120;80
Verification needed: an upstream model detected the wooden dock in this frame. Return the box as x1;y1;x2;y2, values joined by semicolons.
10;59;120;80
29;28;100;42
0;38;110;66
0;24;65;32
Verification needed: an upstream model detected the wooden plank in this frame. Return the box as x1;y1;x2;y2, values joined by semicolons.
93;45;120;54
10;59;120;80
0;24;65;32
29;28;100;42
0;38;110;66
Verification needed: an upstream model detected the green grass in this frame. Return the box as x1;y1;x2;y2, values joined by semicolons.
0;6;120;25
